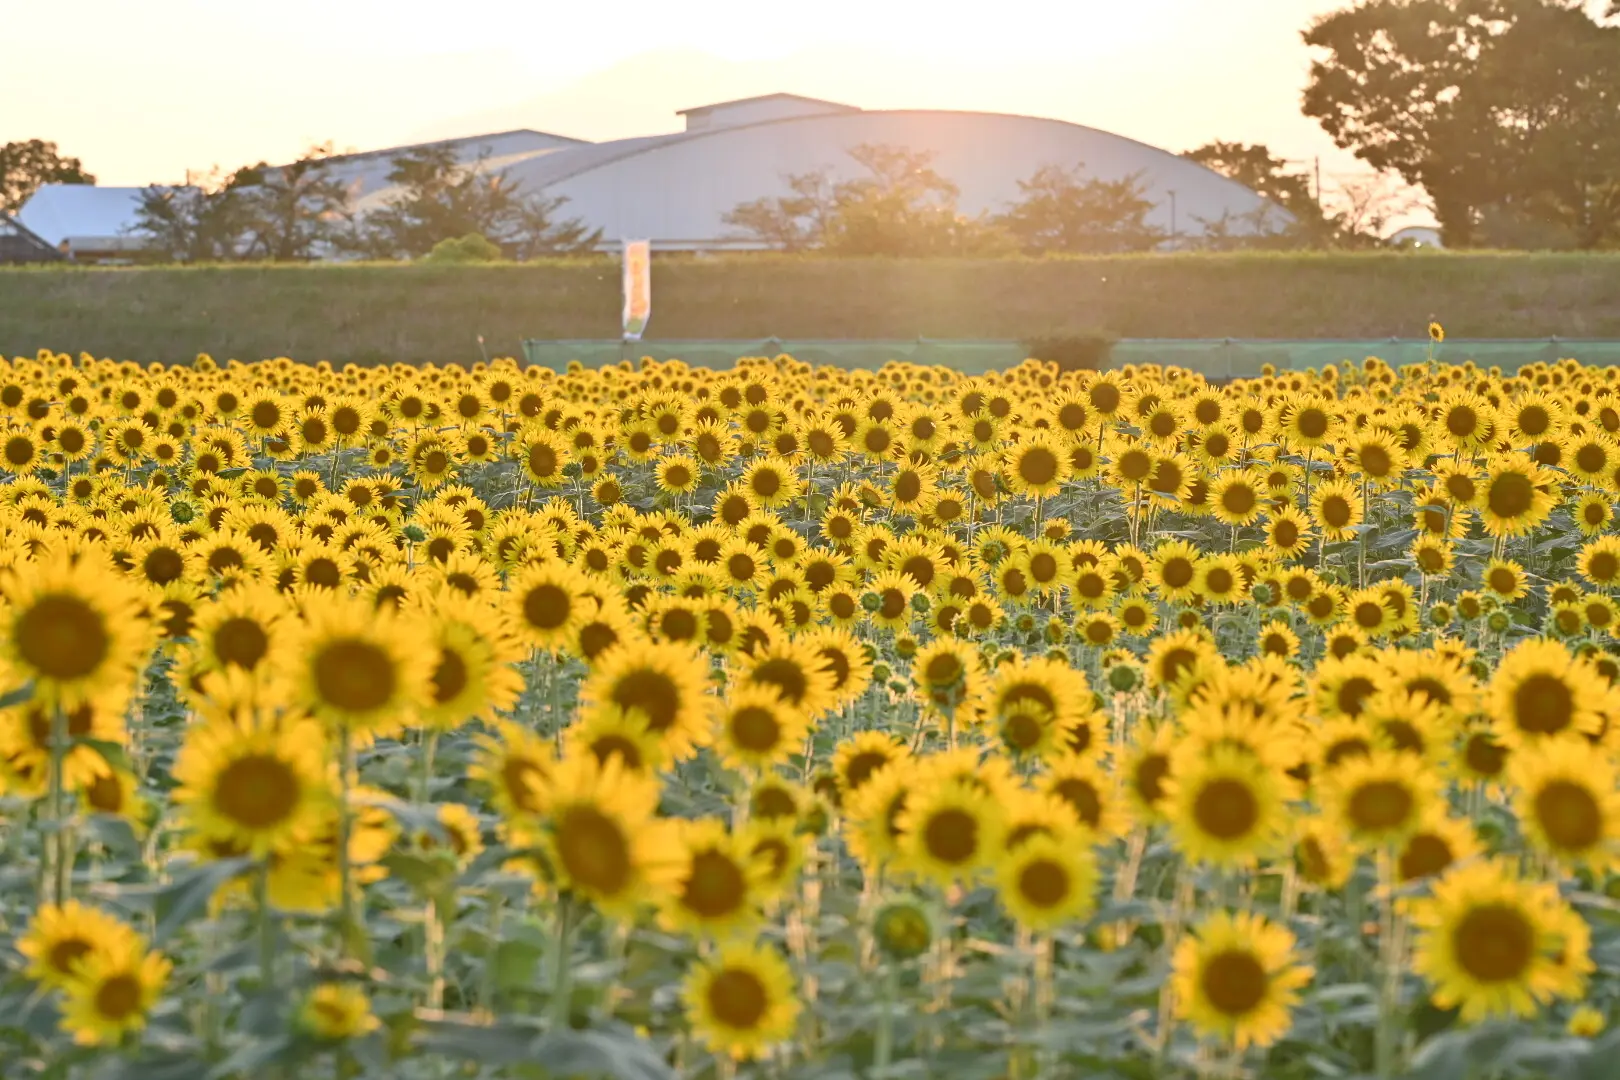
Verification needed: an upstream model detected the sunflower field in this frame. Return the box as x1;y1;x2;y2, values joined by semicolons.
4;345;1620;1079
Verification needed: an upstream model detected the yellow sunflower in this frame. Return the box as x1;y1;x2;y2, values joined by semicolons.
1003;433;1069;498
288;596;432;735
740;638;837;720
171;718;331;856
298;982;381;1040
1488;639;1608;747
0;553;151;706
1172;910;1312;1050
1164;744;1287;868
414;595;525;730
1410;858;1592;1022
1476;457;1556;538
1511;736;1620;869
506;561;592;652
535;752;678;919
57;936;172;1047
895;778;1006;887
659;818;770;938
1321;748;1438;851
831;730;908;802
470;719;556;820
681;941;801;1062
18;901;144;991
1394;812;1482;888
994;831;1098;931
714;684;811;772
579;639;713;762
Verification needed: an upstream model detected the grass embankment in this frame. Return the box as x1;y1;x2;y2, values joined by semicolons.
3;252;1620;365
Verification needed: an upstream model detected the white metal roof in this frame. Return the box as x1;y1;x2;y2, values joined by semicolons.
14;185;157;246
500;107;1292;249
675;92;860;117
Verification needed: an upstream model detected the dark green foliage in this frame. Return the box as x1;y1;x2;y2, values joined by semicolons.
0;139;94;214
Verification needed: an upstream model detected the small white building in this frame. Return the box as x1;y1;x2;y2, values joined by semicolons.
1388;225;1443;249
14;185;155;261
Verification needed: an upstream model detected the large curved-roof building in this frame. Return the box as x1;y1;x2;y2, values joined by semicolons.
16;92;1289;260
490;93;1289;249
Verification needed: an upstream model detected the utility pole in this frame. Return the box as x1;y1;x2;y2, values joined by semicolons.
1314;157;1323;212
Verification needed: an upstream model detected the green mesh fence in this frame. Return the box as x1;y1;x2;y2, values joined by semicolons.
521;338;1620;378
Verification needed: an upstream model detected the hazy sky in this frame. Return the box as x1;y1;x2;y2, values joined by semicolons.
9;0;1376;190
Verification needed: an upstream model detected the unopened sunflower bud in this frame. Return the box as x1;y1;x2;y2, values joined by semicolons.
873;898;934;961
1108;663;1141;693
800;801;830;837
402;524;427;544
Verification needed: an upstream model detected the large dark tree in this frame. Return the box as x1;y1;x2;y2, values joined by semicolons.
823;144;1009;256
1303;0;1620;248
722;144;1010;255
1;140;95;214
229;145;353;261
130;170;252;262
345;147;599;260
721;170;839;252
994;164;1165;254
1183;143;1318;217
131;148;353;263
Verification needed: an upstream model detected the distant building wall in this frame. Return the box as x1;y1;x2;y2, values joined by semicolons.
515;109;1287;250
678;94;859;131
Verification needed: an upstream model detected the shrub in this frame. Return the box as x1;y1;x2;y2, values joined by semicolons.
1022;332;1116;372
420;233;505;265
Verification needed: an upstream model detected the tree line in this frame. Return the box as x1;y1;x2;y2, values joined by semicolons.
718;141;1400;255
1;141;600;263
5;0;1620;254
125;144;601;263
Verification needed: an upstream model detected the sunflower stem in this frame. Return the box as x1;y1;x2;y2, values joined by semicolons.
337;724;357;957
1154;869;1195;1069
873;961;898;1072
425;897;446;1011
548;893;576;1031
256;860;276;990
1358;477;1370;589
48;703;70;905
1374;850;1405;1078
417;728;439;805
479;890;505;1011
1302;447;1314;520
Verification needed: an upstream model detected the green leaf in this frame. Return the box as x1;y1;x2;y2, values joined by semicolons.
152;856;256;944
0;682;33;709
207;1034;293;1079
353;791;449;844
71;736;130;773
414;1016;542;1064
528;1028;676;1080
380;850;456;894
490;937;545;993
